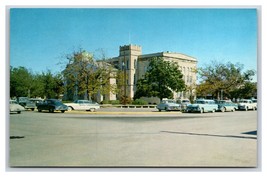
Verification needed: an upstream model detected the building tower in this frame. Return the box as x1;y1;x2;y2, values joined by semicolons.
119;44;142;99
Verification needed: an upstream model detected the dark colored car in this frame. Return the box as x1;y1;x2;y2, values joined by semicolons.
17;97;36;111
29;98;44;107
37;99;68;113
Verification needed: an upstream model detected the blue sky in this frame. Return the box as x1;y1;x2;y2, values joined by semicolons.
10;8;257;80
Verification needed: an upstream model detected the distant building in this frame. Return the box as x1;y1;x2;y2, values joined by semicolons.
64;44;197;102
106;44;197;101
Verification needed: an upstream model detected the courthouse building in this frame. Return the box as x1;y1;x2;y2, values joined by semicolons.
106;44;198;102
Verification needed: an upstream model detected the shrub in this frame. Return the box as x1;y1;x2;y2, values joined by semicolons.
132;99;148;105
101;100;120;104
109;100;120;105
101;100;109;104
120;96;132;105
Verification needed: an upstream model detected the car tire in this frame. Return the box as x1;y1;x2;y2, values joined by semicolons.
232;108;235;112
221;108;225;112
38;109;42;112
200;108;204;113
212;109;216;113
31;108;34;111
49;109;54;113
17;111;21;114
68;106;73;111
90;108;96;112
158;109;162;112
61;110;65;113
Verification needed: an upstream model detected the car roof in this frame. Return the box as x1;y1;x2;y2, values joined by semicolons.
46;99;59;101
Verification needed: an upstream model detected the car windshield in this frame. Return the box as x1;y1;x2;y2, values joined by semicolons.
82;100;93;104
10;100;17;104
54;100;63;105
46;100;62;105
19;97;30;102
75;100;94;104
162;100;174;104
195;100;205;104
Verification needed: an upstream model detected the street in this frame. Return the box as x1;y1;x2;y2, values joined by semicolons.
9;109;257;167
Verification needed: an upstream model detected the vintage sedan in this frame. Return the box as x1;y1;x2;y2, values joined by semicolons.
186;99;218;113
238;99;256;111
156;99;181;112
65;100;100;112
17;97;35;111
10;100;25;114
216;100;237;112
37;99;68;113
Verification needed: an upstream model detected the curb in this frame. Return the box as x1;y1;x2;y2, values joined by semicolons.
65;111;183;115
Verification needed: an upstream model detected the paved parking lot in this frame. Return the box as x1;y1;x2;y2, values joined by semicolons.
8;109;257;167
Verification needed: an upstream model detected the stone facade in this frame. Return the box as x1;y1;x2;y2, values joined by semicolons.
106;44;198;101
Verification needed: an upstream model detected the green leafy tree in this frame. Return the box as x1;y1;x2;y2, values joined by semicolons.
197;61;256;99
63;49;117;101
10;66;34;97
134;57;185;101
30;73;45;98
10;66;64;99
40;71;64;99
230;82;257;99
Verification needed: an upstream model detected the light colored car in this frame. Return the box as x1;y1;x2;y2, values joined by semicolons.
186;99;218;113
238;99;256;111
251;99;257;110
65;100;100;112
216;100;237;112
10;100;25;114
156;99;181;112
178;99;191;111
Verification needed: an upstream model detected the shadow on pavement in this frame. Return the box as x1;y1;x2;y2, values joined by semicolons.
242;130;257;135
161;131;257;140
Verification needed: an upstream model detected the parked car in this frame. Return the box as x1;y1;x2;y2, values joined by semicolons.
10;100;25;114
37;99;68;113
178;99;191;111
17;97;35;111
216;100;237;112
238;99;257;111
156;99;181;111
251;99;257;110
29;98;44;107
65;100;100;112
186;99;218;113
